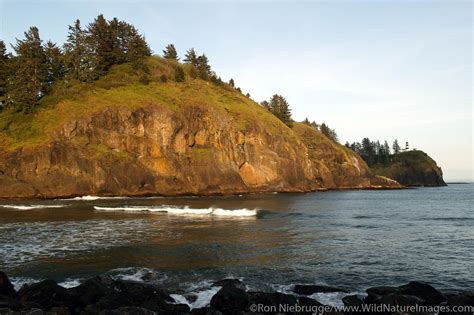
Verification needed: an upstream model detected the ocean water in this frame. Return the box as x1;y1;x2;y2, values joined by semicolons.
0;184;472;308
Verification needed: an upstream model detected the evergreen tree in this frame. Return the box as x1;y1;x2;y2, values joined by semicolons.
196;54;211;79
361;138;374;159
86;14;115;76
229;78;235;88
383;141;390;155
260;100;270;110
126;35;150;64
0;40;10;106
163;44;178;60
184;48;198;66
393;139;401;154
268;94;293;127
320;122;339;142
63;19;95;81
6;26;47;110
174;66;185;82
44;41;65;91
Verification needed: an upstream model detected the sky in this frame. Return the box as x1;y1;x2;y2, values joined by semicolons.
1;0;472;181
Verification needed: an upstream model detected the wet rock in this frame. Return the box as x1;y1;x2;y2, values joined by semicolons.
47;306;71;314
0;273;15;297
93;292;135;311
68;276;113;306
298;296;324;307
16;280;78;311
379;293;423;306
342;294;364;307
210;286;249;314
365;286;397;296
212;279;246;291
0;295;20;311
141;272;159;282
190;307;222;315
163;303;190;313
99;306;157;315
85;280;176;313
364;286;398;303
248;291;298;308
445;291;474;306
440;291;474;315
396;281;446;306
293;284;348;295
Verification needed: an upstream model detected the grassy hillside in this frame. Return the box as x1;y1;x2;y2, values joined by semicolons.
0;57;295;152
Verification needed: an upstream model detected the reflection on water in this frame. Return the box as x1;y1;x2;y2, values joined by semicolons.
0;185;473;293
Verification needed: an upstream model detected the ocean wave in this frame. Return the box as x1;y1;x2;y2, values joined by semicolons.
94;205;258;217
66;195;131;200
0;204;66;210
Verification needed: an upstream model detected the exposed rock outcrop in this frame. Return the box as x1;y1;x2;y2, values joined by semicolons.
0;105;400;198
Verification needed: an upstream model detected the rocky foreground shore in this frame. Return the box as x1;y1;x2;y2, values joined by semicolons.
0;272;473;315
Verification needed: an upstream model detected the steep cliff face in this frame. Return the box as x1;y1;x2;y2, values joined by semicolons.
0;58;400;198
371;151;446;187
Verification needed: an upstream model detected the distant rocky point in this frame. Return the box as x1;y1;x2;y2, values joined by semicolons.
371;150;447;187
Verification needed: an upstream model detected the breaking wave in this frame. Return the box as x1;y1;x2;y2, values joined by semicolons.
94;205;257;216
0;204;66;210
66;195;130;201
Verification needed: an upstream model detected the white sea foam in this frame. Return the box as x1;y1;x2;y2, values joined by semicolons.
10;277;38;290
211;208;257;217
94;205;257;217
309;291;366;308
59;279;82;288
67;195;130;200
0;204;66;210
172;280;221;309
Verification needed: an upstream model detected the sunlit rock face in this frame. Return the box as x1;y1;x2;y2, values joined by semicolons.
0;105;400;199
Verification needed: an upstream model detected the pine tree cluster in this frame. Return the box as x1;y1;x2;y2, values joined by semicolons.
0;15;150;111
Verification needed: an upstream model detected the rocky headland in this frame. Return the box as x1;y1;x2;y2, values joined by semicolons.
0;58;404;199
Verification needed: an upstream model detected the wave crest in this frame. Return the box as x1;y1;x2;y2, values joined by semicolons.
94;205;257;217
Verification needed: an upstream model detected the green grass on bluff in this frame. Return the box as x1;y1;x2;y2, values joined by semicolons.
0;57;293;151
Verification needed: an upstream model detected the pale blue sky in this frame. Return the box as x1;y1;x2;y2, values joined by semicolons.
1;0;472;181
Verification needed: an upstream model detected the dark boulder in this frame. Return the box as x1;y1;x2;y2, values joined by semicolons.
0;295;20;311
379;293;423;306
210;286;249;314
366;286;397;297
0;273;15;297
93;292;135;312
48;306;71;314
190;307;223;314
16;280;78;311
397;281;446;305
100;306;157;314
297;296;325;314
68;276;113;306
84;280;176;313
440;291;474;315
364;286;398;304
445;291;474;306
293;284;348;295
342;294;364;307
212;279;246;291
248;291;298;308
